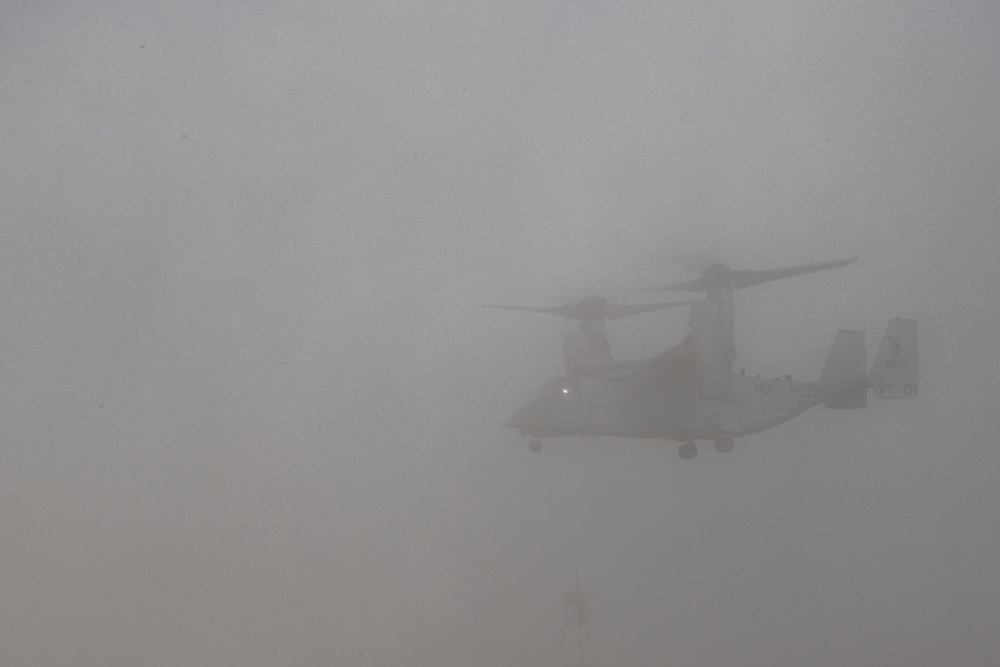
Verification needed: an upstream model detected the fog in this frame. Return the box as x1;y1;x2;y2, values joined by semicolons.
3;2;1000;665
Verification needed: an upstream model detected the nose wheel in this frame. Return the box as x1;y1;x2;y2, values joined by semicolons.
528;440;542;453
678;442;697;460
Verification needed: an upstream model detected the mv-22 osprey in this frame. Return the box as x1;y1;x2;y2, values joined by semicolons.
484;257;917;459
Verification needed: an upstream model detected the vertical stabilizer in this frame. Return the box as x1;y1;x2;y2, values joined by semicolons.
869;319;918;398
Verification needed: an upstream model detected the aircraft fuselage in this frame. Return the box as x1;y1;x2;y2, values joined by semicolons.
508;366;866;443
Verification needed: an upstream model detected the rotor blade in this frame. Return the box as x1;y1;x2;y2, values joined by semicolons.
631;277;707;292
478;300;695;321
604;300;698;320
730;257;857;290
634;257;857;292
477;304;587;320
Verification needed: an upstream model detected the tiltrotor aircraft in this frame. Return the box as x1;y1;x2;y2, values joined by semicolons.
484;257;917;459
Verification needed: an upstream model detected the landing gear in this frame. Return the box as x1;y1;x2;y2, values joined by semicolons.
678;442;697;460
528;440;542;453
714;436;734;453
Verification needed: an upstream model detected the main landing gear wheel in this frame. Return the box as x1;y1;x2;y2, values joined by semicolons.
714;436;734;453
528;440;542;453
678;442;697;460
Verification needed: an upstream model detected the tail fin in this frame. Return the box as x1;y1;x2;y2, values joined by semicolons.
821;330;867;408
869;319;918;398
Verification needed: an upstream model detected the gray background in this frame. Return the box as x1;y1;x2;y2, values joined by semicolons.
2;2;999;665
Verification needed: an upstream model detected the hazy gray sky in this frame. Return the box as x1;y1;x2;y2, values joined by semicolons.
3;2;1000;665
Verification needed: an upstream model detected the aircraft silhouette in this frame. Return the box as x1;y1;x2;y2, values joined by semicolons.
483;257;917;459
